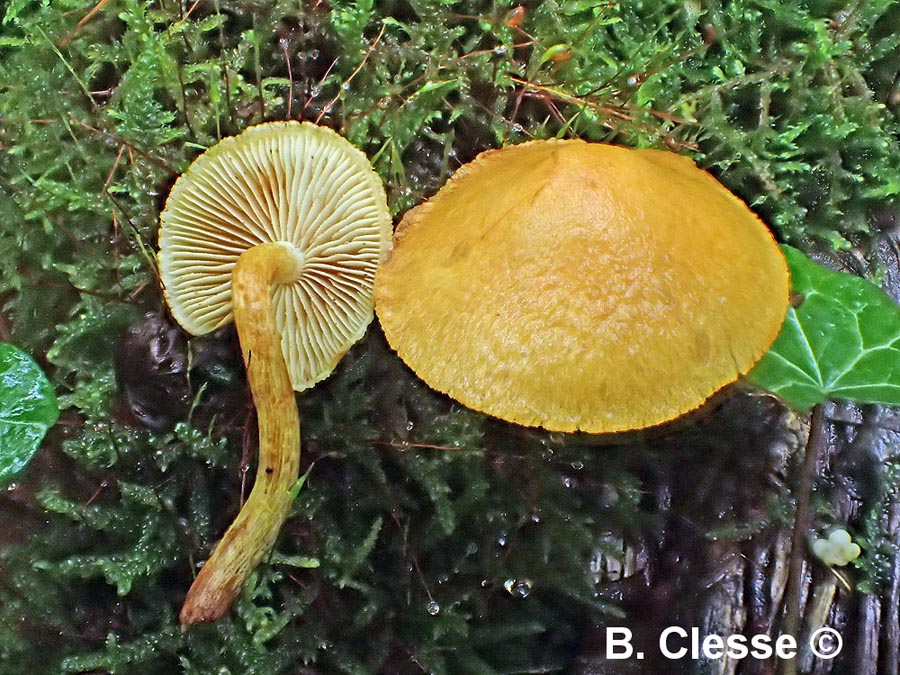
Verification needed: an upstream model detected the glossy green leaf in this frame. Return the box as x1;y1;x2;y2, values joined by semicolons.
0;342;58;482
748;246;900;411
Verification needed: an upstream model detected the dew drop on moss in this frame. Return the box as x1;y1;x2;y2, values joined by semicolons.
503;578;533;598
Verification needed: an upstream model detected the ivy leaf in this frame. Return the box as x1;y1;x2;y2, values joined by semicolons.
0;342;58;482
748;246;900;411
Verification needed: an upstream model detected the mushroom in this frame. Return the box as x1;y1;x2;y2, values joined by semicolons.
158;121;391;624
375;139;789;433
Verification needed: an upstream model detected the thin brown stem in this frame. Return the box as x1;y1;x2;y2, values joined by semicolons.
781;403;827;675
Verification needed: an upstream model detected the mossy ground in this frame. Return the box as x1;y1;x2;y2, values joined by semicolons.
1;1;899;673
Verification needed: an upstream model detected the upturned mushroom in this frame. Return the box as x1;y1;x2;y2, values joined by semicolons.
158;121;391;624
375;139;789;433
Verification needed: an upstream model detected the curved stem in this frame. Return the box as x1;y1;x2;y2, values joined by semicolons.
180;242;304;625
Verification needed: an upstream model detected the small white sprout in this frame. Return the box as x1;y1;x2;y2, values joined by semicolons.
812;528;861;567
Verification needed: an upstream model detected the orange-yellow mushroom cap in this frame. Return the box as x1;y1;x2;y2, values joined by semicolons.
159;121;392;391
374;139;789;433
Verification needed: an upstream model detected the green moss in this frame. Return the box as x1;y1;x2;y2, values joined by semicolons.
853;458;900;595
1;1;898;672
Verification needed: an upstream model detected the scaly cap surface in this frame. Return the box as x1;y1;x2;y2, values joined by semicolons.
375;139;789;433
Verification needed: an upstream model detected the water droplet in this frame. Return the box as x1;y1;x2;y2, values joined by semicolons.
405;420;415;431
531;513;541;524
497;533;508;547
571;461;584;470
341;82;351;91
426;600;441;615
466;542;479;555
510;123;524;134
493;45;509;55
563;476;577;488
503;578;533;598
833;10;850;26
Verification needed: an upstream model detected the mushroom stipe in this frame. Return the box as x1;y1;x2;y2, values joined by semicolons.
158;122;392;625
180;242;303;624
